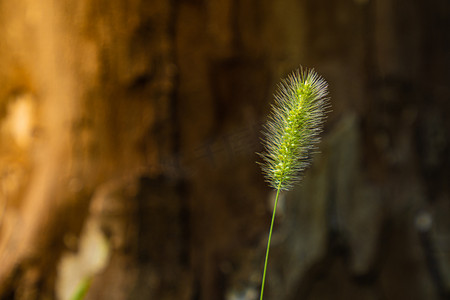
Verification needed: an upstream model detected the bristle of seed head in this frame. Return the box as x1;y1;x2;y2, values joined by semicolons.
258;67;330;191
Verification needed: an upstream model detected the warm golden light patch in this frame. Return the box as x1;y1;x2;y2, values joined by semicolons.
3;93;35;149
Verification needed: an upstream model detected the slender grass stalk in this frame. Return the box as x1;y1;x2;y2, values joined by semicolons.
258;67;330;299
260;184;281;300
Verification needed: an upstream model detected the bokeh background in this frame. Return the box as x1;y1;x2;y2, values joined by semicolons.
0;0;449;299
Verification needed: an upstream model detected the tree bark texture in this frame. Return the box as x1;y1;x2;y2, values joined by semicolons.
0;0;449;299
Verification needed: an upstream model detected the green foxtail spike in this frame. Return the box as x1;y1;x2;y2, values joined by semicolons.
258;67;330;299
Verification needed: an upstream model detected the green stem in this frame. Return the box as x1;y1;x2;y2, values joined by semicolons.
260;185;282;300
70;277;92;300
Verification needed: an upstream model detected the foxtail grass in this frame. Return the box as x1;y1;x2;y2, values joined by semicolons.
258;67;330;299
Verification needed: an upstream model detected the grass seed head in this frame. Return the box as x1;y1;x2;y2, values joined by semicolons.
259;67;330;190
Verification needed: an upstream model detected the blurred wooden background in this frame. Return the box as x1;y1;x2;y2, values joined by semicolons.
0;0;449;299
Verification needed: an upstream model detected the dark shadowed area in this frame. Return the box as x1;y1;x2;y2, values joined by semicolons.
0;0;449;299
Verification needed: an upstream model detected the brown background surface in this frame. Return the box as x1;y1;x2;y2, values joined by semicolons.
0;0;449;299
